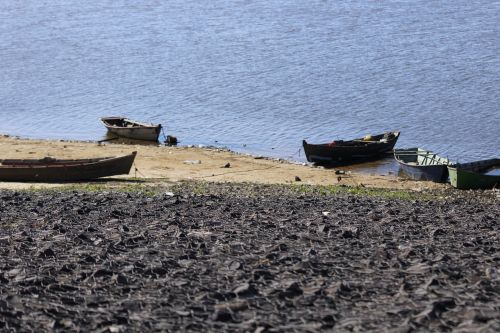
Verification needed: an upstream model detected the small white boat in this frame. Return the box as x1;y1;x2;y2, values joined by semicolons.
101;117;162;142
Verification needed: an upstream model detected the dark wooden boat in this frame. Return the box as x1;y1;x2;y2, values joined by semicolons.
0;152;137;182
302;131;400;165
448;158;500;189
394;148;452;182
101;117;162;141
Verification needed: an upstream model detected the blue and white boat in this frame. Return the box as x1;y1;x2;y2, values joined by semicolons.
394;148;452;183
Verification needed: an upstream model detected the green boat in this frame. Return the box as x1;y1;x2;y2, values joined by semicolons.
448;158;500;189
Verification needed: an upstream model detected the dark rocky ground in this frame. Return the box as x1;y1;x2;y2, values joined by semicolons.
0;183;498;332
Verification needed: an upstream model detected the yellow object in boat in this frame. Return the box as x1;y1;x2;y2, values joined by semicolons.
363;135;373;141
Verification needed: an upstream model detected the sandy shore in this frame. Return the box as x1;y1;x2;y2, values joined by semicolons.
0;135;447;191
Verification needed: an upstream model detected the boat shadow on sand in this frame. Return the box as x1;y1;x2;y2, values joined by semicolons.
70;177;148;184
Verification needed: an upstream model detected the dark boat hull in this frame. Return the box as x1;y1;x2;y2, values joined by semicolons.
398;163;448;182
0;152;137;182
302;131;400;165
101;117;161;141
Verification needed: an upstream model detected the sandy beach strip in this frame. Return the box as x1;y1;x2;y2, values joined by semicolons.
0;135;447;191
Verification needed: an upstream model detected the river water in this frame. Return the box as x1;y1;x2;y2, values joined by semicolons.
1;0;499;173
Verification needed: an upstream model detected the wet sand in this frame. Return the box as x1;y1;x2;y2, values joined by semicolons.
0;183;498;332
0;136;444;191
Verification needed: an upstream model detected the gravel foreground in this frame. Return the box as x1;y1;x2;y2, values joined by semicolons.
0;183;499;332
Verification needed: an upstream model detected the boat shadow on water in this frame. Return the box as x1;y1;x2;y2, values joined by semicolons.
98;134;162;146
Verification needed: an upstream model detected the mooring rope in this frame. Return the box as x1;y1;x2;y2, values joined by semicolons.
160;127;168;142
194;164;280;179
133;162;146;178
97;137;119;144
286;147;302;160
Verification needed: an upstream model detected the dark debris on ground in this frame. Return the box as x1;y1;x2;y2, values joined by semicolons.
0;184;499;332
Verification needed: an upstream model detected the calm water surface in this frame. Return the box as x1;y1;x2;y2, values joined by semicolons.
1;0;499;173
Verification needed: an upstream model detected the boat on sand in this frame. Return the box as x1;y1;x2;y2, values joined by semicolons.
394;148;452;182
302;131;400;165
0;152;137;182
448;158;500;189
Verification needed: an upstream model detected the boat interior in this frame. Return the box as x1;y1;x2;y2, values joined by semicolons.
311;132;398;147
103;118;142;128
0;156;112;166
455;158;500;173
102;117;160;129
396;149;451;166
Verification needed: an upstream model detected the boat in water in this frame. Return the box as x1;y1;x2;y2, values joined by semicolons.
101;117;162;142
394;148;452;182
302;131;400;165
448;158;500;189
0;152;137;182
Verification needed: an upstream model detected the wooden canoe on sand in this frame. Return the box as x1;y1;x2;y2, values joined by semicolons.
0;152;137;182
